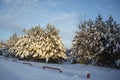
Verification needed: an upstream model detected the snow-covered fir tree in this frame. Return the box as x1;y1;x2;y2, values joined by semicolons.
70;14;120;67
7;24;67;63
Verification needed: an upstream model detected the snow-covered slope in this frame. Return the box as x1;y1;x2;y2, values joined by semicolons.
0;56;120;80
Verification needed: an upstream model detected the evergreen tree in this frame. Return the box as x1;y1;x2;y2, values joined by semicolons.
7;32;18;47
71;14;120;67
8;24;67;63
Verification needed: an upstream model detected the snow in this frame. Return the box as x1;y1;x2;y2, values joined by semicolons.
0;56;120;80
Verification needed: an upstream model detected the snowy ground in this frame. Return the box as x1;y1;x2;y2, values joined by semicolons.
0;56;120;80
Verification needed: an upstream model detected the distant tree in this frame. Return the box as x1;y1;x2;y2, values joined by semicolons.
0;40;5;49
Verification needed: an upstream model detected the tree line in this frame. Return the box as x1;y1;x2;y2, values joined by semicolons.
0;14;120;67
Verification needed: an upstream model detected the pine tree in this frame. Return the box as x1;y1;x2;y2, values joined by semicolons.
7;33;18;47
8;24;67;63
71;14;120;67
0;40;4;49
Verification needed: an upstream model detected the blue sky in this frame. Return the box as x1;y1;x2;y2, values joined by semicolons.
0;0;120;49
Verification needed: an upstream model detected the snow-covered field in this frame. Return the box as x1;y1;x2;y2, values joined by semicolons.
0;56;120;80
